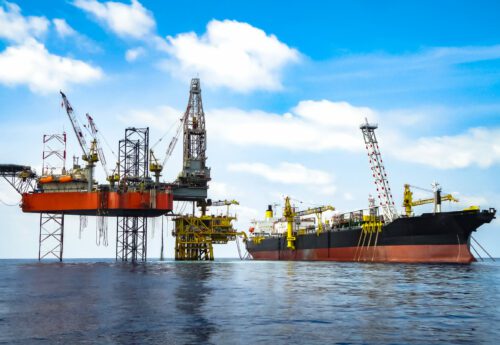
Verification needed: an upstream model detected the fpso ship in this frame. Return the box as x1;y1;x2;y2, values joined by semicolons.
245;121;496;264
245;204;496;264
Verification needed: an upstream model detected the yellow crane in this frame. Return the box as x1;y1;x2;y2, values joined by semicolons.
149;149;163;183
403;184;458;216
283;196;335;249
210;199;239;216
283;196;296;250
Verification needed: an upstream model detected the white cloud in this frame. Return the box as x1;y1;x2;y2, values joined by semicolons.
208;181;229;200
117;99;500;170
292;100;374;128
0;2;49;43
125;46;145;61
326;44;500;80
74;0;155;39
391;127;500;169
0;39;103;93
453;193;489;208
53;18;77;38
0;183;21;205
118;105;180;131
119;99;375;152
52;18;102;53
209;100;375;151
161;19;300;92
343;192;354;201
233;205;260;224
228;162;333;186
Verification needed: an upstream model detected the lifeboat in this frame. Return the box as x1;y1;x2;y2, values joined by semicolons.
59;175;73;183
39;176;53;184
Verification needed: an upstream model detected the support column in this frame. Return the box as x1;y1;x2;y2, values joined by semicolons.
39;213;64;261
116;216;147;262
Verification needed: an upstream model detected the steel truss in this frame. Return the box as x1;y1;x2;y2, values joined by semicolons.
39;213;64;261
360;120;398;223
0;164;37;195
116;216;147;262
173;215;241;261
116;127;150;262
118;127;149;184
42;133;66;176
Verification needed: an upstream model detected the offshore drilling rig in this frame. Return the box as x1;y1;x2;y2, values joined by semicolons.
0;78;244;262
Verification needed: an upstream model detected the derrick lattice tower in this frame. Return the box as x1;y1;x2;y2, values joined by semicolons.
175;78;211;198
360;119;398;223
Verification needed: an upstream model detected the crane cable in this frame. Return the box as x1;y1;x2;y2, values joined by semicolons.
236;235;250;260
409;185;434;194
289;196;323;208
150;118;181;150
0;198;20;207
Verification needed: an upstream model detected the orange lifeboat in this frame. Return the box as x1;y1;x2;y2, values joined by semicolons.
39;176;53;184
59;175;73;183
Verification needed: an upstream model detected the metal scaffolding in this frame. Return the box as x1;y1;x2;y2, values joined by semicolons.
118;127;149;183
116;127;150;262
173;215;240;261
42;133;66;176
116;216;147;262
172;78;211;202
39;133;67;260
39;213;64;261
0;164;37;195
360;119;398;223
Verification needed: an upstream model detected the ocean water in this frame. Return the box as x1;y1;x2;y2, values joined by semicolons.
0;259;499;345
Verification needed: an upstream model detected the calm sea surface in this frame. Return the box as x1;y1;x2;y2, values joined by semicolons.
0;259;499;344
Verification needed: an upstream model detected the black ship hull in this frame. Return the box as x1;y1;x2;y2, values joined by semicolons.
245;209;496;263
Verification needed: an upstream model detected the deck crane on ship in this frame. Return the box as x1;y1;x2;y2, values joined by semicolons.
403;183;459;216
245;119;496;263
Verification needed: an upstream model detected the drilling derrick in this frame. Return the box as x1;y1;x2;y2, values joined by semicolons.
172;78;211;202
170;79;246;260
116;128;150;262
360;119;398;223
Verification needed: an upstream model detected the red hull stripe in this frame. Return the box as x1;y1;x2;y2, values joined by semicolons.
250;244;475;263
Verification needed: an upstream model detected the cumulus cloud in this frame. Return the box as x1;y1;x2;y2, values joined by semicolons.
209;100;375;151
453;193;489;208
0;39;103;93
228;162;333;186
391;127;500;169
52;18;102;53
118;105;181;131
125;46;145;61
53;18;77;38
208;181;230;200
161;19;300;92
0;2;49;43
119;99;375;152
74;0;155;39
117;98;500;170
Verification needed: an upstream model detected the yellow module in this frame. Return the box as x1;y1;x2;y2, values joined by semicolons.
172;214;246;260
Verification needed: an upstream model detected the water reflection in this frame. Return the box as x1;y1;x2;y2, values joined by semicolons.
173;262;216;344
0;260;499;344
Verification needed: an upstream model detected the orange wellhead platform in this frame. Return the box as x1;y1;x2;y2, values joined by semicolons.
21;190;174;216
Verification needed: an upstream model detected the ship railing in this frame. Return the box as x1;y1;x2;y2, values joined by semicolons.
330;208;383;231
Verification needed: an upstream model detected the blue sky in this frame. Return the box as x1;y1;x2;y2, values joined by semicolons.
0;0;500;258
